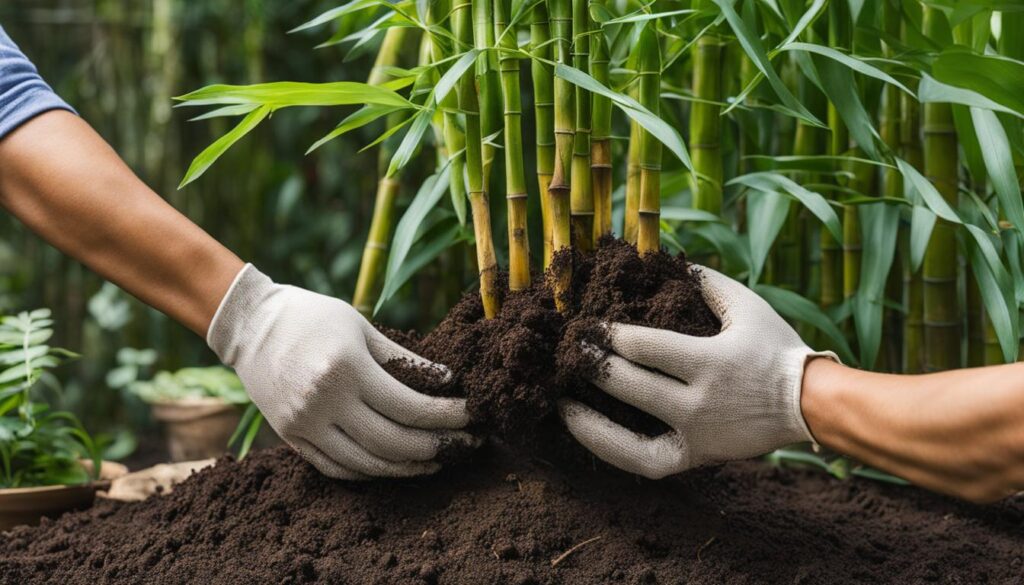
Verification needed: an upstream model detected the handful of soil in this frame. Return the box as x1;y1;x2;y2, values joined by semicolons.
382;238;720;447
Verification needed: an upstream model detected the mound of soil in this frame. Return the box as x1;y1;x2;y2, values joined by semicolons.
382;238;720;444
4;445;1023;584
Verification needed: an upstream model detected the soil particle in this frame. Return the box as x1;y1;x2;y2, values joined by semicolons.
382;238;719;444
3;445;1023;584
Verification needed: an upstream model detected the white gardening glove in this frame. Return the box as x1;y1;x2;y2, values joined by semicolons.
207;264;475;479
559;265;837;479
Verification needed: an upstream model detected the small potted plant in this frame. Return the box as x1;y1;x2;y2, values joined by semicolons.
121;364;251;461
0;309;127;530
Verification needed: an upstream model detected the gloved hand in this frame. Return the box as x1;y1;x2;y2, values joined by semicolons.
559;265;837;479
207;264;475;479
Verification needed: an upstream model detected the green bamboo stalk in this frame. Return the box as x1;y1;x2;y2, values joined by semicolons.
1000;10;1024;361
495;0;530;291
623;50;641;244
569;0;594;251
922;7;960;371
474;0;502;185
531;2;556;268
879;0;903;371
635;25;661;256
352;27;412;315
457;0;501;317
820;0;849;314
900;70;926;374
689;28;723;216
590;17;613;240
549;0;574;309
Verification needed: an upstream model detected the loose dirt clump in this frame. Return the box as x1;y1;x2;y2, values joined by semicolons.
4;445;1023;584
382;238;720;444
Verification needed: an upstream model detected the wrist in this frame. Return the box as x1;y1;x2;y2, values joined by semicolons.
799;357;855;448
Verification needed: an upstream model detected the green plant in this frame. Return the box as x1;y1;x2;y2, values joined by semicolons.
0;309;99;488
126;366;249;405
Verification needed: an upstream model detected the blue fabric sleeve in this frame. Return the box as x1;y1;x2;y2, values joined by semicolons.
0;24;75;140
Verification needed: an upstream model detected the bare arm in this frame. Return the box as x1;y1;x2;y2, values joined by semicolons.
0;110;243;336
802;358;1024;503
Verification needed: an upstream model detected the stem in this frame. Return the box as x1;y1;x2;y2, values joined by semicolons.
495;0;530;290
457;0;501;317
549;0;574;309
820;0;850;313
689;30;723;216
900;56;925;374
922;7;960;371
570;0;593;251
1000;11;1024;361
474;0;502;186
880;0;903;371
590;9;612;240
531;2;555;267
623;49;641;245
352;27;413;315
635;25;661;256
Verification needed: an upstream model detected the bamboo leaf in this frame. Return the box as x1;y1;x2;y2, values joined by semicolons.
660;207;724;223
810;54;882;160
554;63;693;172
753;284;857;364
387;106;436;177
602;8;696;25
179;105;271;188
932;49;1024;118
289;0;380;33
375;164;453;314
188;104;260;122
970;108;1024;233
727;172;842;243
777;0;827;47
175;82;412;109
896;158;960;223
377;222;463;314
435;50;480;104
306;104;403;154
779;42;913;96
711;0;824;127
854;203;900;370
746;190;791;285
918;75;1023;119
965;226;1020;362
690;222;752;275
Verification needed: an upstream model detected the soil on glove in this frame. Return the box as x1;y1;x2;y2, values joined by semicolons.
382;238;721;444
4;444;1023;584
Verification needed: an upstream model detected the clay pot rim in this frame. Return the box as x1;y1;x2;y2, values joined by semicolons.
0;460;129;496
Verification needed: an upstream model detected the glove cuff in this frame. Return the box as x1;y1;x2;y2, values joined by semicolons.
206;263;275;366
781;346;840;445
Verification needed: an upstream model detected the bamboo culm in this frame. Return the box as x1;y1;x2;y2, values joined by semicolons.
456;0;501;317
590;17;612;241
922;7;960;371
531;3;555;268
623;49;641;244
495;0;530;290
569;0;594;251
635;25;661;256
548;0;574;309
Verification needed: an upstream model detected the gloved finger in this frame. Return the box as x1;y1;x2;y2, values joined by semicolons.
608;323;721;380
311;427;441;477
340;400;478;462
689;264;759;327
591;353;695;423
362;323;452;381
558;400;689;479
289;437;369;481
360;361;470;430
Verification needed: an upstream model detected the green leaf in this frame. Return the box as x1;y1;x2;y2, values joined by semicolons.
660;207;724;223
965;226;1020;362
909;205;937;272
175;82;411;109
779;43;913;96
179;105;271;188
810;54;881;160
387;106;436;177
288;0;379;33
932;49;1024;118
711;0;823;127
603;8;696;24
745;190;791;285
306;105;403;154
854;203;900;370
727;172;842;243
776;0;827;47
896;158;960;223
554;64;692;172
435;50;480;105
753;284;857;364
970;108;1024;233
918;75;1022;119
188;104;260;122
375;165;454;315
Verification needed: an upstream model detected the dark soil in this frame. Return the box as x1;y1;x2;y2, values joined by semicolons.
382;238;720;444
4;444;1023;584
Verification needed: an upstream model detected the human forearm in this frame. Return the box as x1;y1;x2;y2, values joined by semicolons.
0;111;242;336
801;358;1024;502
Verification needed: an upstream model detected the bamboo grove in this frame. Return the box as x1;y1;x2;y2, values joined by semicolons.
178;0;1024;375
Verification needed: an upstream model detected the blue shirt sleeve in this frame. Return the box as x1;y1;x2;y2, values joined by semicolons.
0;24;75;140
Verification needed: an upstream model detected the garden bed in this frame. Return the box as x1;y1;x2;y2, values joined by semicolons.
3;443;1023;584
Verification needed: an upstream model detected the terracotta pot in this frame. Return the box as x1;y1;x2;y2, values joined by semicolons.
150;398;242;462
0;460;128;531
